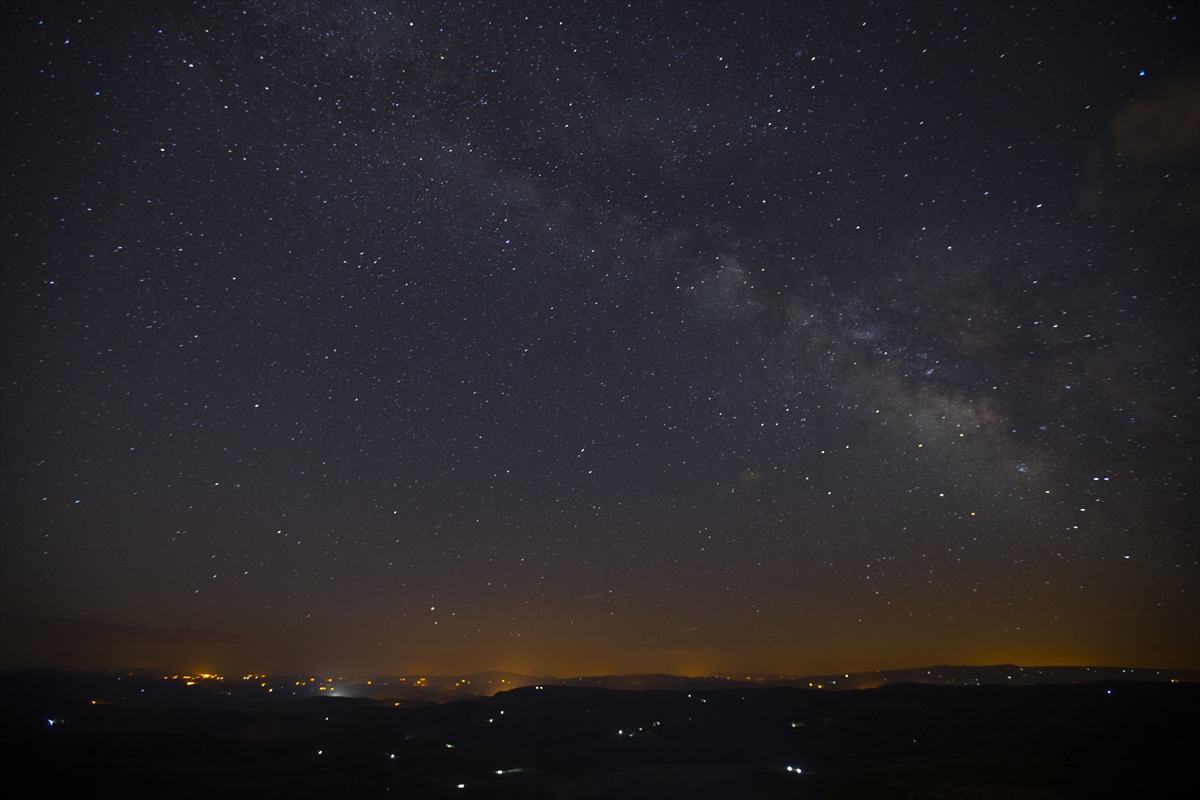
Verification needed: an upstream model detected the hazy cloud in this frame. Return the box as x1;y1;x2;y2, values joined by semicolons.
0;615;243;672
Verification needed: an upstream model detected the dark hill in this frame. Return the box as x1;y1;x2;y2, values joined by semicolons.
0;671;1194;799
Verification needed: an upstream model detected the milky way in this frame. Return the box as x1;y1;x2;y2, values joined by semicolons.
2;2;1196;676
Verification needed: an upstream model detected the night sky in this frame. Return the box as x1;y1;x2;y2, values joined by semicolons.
2;2;1197;678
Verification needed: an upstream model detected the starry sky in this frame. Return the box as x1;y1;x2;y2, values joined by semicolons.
2;2;1197;678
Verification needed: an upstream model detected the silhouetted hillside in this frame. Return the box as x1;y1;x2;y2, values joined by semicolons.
0;670;1194;798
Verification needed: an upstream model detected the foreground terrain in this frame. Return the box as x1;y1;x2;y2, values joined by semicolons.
1;670;1194;798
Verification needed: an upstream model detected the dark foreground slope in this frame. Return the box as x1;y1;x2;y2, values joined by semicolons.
1;671;1194;799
